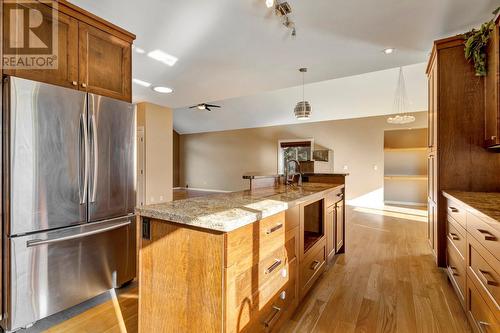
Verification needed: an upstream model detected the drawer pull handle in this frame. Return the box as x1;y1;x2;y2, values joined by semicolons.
477;229;497;241
448;207;459;213
478;320;491;333
448;232;460;241
265;259;282;274
263;305;281;328
266;223;283;234
478;269;498;286
310;260;321;271
449;266;459;276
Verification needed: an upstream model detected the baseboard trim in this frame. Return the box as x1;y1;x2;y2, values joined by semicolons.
384;200;427;207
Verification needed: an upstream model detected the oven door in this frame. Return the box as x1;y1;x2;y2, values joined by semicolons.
4;216;136;331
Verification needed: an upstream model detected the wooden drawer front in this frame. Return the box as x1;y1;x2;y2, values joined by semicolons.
468;241;500;313
467;212;500;260
300;244;326;297
226;212;287;269
447;199;466;229
447;215;466;260
227;240;296;310
325;188;343;208
467;279;500;333
447;245;466;303
242;277;297;333
227;259;297;333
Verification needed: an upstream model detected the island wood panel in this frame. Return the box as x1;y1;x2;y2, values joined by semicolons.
138;219;225;333
427;35;500;266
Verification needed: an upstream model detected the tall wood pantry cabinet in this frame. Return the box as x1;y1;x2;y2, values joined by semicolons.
2;0;135;102
426;36;500;266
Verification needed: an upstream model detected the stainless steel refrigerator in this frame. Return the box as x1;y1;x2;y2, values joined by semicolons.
1;77;136;331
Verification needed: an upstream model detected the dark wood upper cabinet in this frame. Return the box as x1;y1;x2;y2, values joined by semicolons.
2;0;134;102
485;21;500;149
3;1;79;88
78;22;132;101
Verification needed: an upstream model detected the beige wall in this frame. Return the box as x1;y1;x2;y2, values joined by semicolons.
179;111;427;204
173;130;180;188
137;102;173;204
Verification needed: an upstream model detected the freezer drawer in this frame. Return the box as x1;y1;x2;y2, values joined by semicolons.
3;216;136;331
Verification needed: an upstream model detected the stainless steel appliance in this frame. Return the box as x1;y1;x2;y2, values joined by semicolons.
1;77;136;332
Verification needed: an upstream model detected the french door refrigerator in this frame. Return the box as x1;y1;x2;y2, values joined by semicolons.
1;77;136;332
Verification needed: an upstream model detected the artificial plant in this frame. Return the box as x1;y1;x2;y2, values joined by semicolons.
464;7;500;76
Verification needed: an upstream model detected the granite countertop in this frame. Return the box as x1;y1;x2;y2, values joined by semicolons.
443;191;500;224
136;183;343;232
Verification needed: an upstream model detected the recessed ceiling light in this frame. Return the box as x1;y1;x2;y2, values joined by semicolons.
147;50;178;66
383;48;395;55
152;86;173;94
132;78;151;87
133;46;146;54
265;0;274;8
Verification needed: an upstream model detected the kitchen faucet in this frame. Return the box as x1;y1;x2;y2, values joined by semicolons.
284;159;303;186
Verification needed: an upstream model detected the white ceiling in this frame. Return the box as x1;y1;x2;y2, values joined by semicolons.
174;63;428;134
70;0;497;110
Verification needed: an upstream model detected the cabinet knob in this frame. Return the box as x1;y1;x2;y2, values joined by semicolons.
81;83;87;88
71;81;77;86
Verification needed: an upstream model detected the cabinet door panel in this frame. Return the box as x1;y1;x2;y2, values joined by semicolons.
3;2;78;88
335;201;344;252
428;199;437;252
484;24;500;148
79;22;131;101
326;205;335;259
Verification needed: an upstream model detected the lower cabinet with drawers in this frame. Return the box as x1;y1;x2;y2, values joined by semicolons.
443;192;500;333
138;185;346;333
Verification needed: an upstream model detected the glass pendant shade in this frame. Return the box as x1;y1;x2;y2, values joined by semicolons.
387;67;415;125
294;101;311;120
295;68;311;120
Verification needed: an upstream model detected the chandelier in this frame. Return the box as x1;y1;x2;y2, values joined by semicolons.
387;67;415;125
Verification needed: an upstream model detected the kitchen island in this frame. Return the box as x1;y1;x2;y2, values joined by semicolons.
136;182;345;333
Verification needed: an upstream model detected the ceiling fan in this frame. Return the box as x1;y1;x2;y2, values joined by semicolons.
189;103;221;112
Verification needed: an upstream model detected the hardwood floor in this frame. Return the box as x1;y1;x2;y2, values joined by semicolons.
35;205;469;333
282;205;470;333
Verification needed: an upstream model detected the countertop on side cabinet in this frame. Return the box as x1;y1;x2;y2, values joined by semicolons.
443;191;500;225
136;183;343;232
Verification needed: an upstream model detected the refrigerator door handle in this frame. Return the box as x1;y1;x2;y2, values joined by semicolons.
26;220;131;247
90;113;98;203
80;111;89;205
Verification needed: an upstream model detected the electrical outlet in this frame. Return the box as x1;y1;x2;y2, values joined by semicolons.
160;195;164;201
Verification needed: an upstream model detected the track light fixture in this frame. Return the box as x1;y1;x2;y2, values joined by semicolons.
265;1;297;38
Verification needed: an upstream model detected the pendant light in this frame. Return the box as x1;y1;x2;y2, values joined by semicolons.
387;67;415;125
295;68;312;120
